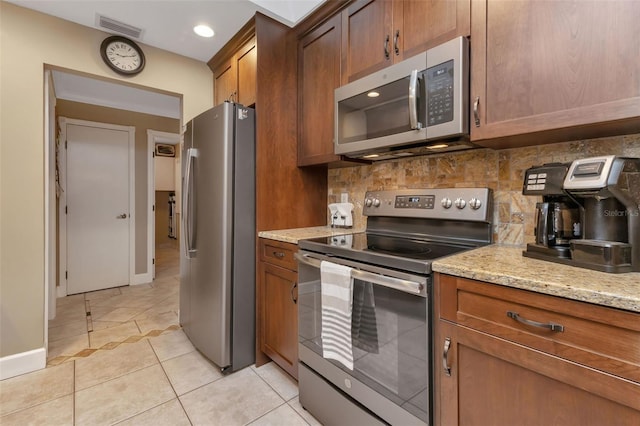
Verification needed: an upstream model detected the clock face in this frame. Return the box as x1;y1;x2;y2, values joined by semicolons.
100;36;145;75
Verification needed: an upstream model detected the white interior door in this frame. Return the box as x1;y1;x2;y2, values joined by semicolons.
66;124;131;294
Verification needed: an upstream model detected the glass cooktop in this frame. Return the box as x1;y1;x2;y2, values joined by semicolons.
299;232;475;275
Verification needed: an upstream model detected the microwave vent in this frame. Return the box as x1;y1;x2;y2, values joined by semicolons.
155;144;175;157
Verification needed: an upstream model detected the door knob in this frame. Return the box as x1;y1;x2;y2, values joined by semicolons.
117;213;127;219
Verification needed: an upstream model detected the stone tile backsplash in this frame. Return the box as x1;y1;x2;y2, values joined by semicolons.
328;134;640;245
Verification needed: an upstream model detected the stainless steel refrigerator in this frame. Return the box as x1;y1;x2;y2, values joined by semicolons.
179;102;255;372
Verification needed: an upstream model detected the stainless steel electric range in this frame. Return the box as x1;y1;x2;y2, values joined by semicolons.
296;188;493;426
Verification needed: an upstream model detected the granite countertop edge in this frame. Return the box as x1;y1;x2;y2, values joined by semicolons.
432;245;640;314
258;226;364;245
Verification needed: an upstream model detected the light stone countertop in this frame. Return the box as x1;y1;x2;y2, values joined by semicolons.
258;226;364;245
432;245;640;313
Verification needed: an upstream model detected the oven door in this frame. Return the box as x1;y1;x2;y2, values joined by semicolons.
296;250;431;425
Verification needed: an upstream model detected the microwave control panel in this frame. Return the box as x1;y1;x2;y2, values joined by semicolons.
427;59;454;126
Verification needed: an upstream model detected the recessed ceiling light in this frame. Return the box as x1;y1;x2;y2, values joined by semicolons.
367;91;380;98
194;25;214;38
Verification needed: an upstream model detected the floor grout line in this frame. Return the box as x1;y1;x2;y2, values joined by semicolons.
47;325;182;367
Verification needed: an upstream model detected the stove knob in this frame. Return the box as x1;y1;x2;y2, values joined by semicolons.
469;197;482;210
372;198;381;207
455;197;466;209
441;197;452;209
365;198;373;207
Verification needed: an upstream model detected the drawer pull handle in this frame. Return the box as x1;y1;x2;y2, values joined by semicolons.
443;337;452;376
507;311;564;332
272;251;285;258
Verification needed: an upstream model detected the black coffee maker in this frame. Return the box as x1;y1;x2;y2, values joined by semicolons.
563;156;640;273
522;163;582;261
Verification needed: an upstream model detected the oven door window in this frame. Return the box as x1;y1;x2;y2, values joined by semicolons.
299;276;429;422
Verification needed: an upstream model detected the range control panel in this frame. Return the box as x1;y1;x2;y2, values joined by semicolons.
364;188;492;222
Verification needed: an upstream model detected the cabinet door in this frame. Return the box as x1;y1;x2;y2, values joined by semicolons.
471;0;640;147
393;0;470;61
341;0;394;83
298;13;342;166
258;261;299;379
437;321;640;425
213;57;236;106
236;39;257;107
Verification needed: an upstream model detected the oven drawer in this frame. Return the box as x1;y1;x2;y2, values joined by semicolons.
438;274;640;383
259;239;297;271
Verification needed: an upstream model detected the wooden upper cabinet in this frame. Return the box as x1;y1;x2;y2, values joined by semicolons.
213;57;236;106
341;0;393;83
471;0;640;148
298;13;342;166
236;41;257;107
341;0;470;83
213;37;257;107
394;0;470;61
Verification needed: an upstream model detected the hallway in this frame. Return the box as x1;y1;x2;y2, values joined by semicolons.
0;247;317;425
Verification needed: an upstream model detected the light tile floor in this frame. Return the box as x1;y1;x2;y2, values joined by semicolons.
0;246;321;426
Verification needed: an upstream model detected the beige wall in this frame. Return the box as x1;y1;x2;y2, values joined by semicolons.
329;134;640;243
56;100;180;274
0;2;212;358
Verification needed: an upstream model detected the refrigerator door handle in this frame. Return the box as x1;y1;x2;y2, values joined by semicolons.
183;148;198;258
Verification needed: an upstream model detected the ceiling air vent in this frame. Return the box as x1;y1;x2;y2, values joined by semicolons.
97;14;143;39
155;144;176;157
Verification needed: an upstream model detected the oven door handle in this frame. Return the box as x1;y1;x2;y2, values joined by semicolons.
351;269;424;295
295;253;424;295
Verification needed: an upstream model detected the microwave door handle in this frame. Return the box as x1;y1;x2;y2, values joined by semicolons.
409;69;421;130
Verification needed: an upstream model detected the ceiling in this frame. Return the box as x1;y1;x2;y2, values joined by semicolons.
9;0;326;62
13;0;326;119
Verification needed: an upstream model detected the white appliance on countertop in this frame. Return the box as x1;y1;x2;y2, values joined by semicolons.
329;202;354;228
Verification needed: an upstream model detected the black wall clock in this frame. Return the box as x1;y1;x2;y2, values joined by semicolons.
100;36;146;76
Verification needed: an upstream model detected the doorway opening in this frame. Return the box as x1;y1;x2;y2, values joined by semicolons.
148;130;181;280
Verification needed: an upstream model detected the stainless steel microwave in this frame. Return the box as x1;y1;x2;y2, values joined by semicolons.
335;36;472;160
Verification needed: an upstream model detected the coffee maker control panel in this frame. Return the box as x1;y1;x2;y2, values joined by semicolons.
522;163;570;196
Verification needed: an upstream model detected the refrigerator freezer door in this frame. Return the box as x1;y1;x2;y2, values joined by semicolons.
186;103;234;368
179;121;193;334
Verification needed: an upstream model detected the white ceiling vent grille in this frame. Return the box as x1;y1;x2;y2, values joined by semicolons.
156;144;176;157
97;14;143;39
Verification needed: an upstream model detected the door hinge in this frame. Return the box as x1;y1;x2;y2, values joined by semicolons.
65;205;68;214
152;258;155;265
152;151;155;158
65;140;68;149
152;204;155;212
65;270;68;280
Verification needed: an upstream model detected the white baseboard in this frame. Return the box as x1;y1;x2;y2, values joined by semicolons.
131;272;153;286
0;347;46;380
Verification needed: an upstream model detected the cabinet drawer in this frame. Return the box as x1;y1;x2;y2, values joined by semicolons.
259;238;298;271
438;274;640;383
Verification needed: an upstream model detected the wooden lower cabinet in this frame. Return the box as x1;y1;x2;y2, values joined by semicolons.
434;273;640;425
257;239;298;379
